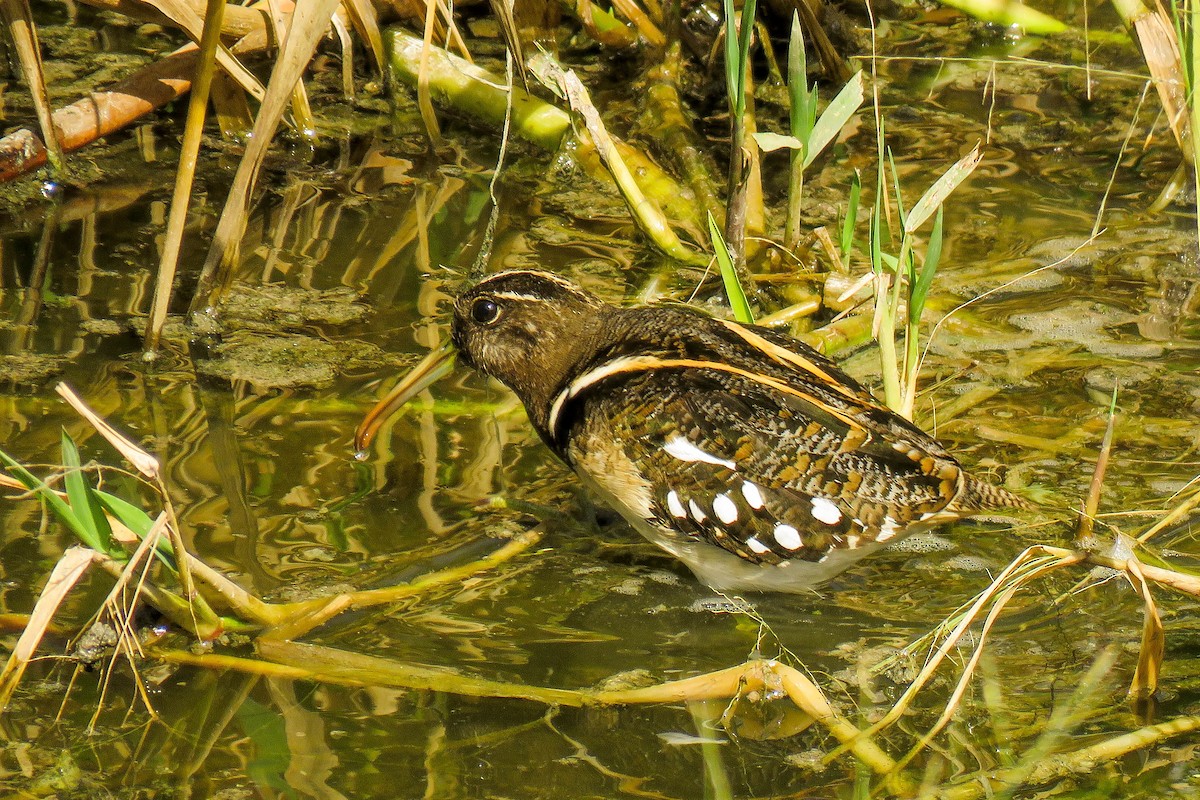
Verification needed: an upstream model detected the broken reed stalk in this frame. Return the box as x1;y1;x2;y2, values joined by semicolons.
554;67;705;264
387;32;705;244
190;0;343;315
1075;385;1117;545
641;45;724;225
0;0;64;173
143;0;228;357
0;547;92;709
1110;0;1191;160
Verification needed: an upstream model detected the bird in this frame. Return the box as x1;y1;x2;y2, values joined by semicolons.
355;270;1030;594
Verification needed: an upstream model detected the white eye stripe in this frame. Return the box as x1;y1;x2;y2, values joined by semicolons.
485;290;551;302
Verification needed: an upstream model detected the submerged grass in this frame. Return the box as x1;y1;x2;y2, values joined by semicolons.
7;373;1200;796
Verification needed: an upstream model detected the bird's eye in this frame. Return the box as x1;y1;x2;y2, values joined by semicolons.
471;298;501;325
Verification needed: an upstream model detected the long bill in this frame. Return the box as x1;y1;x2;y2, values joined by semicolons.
354;341;457;452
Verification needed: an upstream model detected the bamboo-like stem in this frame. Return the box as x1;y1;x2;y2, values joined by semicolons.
641;45;723;225
386;31;704;249
190;0;343;314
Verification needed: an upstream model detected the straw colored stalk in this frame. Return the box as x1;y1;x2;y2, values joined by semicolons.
1110;0;1191;161
159;645;906;784
386;30;705;236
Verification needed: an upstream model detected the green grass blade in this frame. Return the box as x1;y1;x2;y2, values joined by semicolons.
92;490;154;538
723;0;737;112
803;70;865;168
870;190;884;275
911;207;944;315
93;490;177;562
723;0;756;119
709;212;754;324
906;145;982;233
737;0;757;114
60;431;114;555
788;11;816;144
840;171;861;270
0;447;103;553
887;147;906;232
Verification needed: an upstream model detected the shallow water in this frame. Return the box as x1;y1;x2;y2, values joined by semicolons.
2;3;1200;798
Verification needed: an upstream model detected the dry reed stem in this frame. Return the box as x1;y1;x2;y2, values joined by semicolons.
1075;387;1117;545
1128;0;1191;160
937;709;1200;799
417;0;444;144
889;552;1085;775
0;0;64;171
1125;551;1165;700
837;546;1081;757
191;0;340;312
1136;481;1200;543
77;0;270;39
608;0;663;45
160;644;901;777
144;0;229;356
262;529;545;634
0;4;278;182
0;547;93;710
54;384;213;631
554;66;704;264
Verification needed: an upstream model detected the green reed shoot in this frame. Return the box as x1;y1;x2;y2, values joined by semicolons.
709;211;754;323
839;171;861;271
786;12;815;250
721;0;757;269
869;143;980;419
755;16;864;253
0;435;174;566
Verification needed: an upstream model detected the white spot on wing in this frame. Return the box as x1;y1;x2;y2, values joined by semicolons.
712;493;738;524
773;523;802;550
688;499;707;522
877;516;900;542
740;481;764;510
663;436;737;470
746;536;770;554
666;490;687;519
811;497;842;525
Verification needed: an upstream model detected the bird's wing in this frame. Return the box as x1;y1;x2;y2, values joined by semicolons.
564;364;966;565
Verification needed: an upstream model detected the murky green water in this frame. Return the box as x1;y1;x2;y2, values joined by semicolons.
2;2;1200;797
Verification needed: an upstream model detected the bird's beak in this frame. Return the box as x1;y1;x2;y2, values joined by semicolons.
354;340;457;452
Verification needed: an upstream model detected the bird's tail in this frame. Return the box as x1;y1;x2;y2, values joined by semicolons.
962;477;1034;512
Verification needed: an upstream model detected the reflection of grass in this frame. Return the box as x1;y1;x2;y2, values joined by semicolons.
7;382;1200;796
